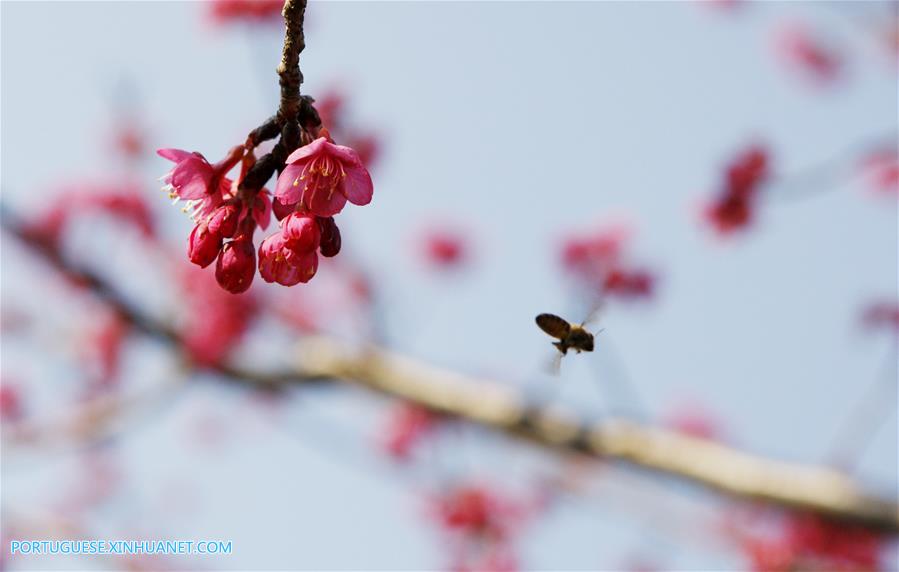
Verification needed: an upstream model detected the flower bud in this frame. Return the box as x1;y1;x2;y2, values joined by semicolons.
215;236;256;294
187;223;223;268
317;216;341;258
283;213;321;253
207;203;240;238
272;197;295;222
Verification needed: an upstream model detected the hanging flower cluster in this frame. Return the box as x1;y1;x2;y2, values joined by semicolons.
159;120;373;294
703;145;770;235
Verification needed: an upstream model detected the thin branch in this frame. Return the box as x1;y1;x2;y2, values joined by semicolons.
276;0;307;152
2;208;897;532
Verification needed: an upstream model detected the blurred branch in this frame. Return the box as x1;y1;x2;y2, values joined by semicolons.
294;339;899;532
2;208;897;532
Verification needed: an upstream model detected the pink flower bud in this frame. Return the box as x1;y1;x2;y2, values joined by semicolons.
188;223;223;268
282;213;321;253
258;232;319;286
215;236;255;294
207;203;240;238
317;216;342;258
272;197;295;221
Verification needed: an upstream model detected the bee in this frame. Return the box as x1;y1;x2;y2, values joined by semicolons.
536;313;596;355
536;303;605;374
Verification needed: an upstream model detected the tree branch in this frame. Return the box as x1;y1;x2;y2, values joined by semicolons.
276;0;307;152
2;207;897;532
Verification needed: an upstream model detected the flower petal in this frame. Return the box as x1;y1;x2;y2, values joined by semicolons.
342;163;373;206
274;164;305;205
307;185;348;217
171;156;214;200
157;148;194;163
284;137;329;165
253;189;273;230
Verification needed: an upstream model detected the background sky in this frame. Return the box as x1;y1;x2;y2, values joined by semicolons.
2;1;897;570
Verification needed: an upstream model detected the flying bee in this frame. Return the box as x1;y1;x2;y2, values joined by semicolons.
536;302;606;374
536;313;597;355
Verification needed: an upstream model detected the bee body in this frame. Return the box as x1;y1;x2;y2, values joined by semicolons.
536;313;596;355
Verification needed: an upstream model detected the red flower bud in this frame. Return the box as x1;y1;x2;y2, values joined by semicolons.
207;203;240;238
283;213;321;252
188;223;223;268
317;216;341;258
215;236;256;294
272;197;295;221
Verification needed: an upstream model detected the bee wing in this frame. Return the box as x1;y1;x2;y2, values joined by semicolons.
580;298;607;330
536;313;571;339
543;350;563;377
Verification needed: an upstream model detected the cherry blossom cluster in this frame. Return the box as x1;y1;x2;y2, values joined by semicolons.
703;145;770;235
561;223;655;300
430;483;536;572
158;127;373;294
25;183;155;247
740;512;887;571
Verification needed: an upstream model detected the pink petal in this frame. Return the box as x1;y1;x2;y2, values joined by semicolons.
331;143;363;164
253;189;273;230
274;164;305;205
307;186;348;217
157;148;194;163
342;162;373;206
284;137;329;165
172;156;214;200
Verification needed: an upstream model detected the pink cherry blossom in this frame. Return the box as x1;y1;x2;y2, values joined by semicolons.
274;136;374;217
157;145;243;222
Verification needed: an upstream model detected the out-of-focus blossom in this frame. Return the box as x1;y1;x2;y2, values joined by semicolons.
207;0;284;25
861;301;899;334
602;268;654;300
25;183;155;246
312;90;382;170
421;227;469;270
179;264;257;366
561;222;656;301
740;512;887;571
110;121;147;160
703;145;770;236
860;150;899;196
380;402;439;460
775;24;843;86
430;483;541;572
664;402;722;440
81;311;128;394
314;91;345;132
0;383;24;423
347;133;381;169
274;135;374;217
